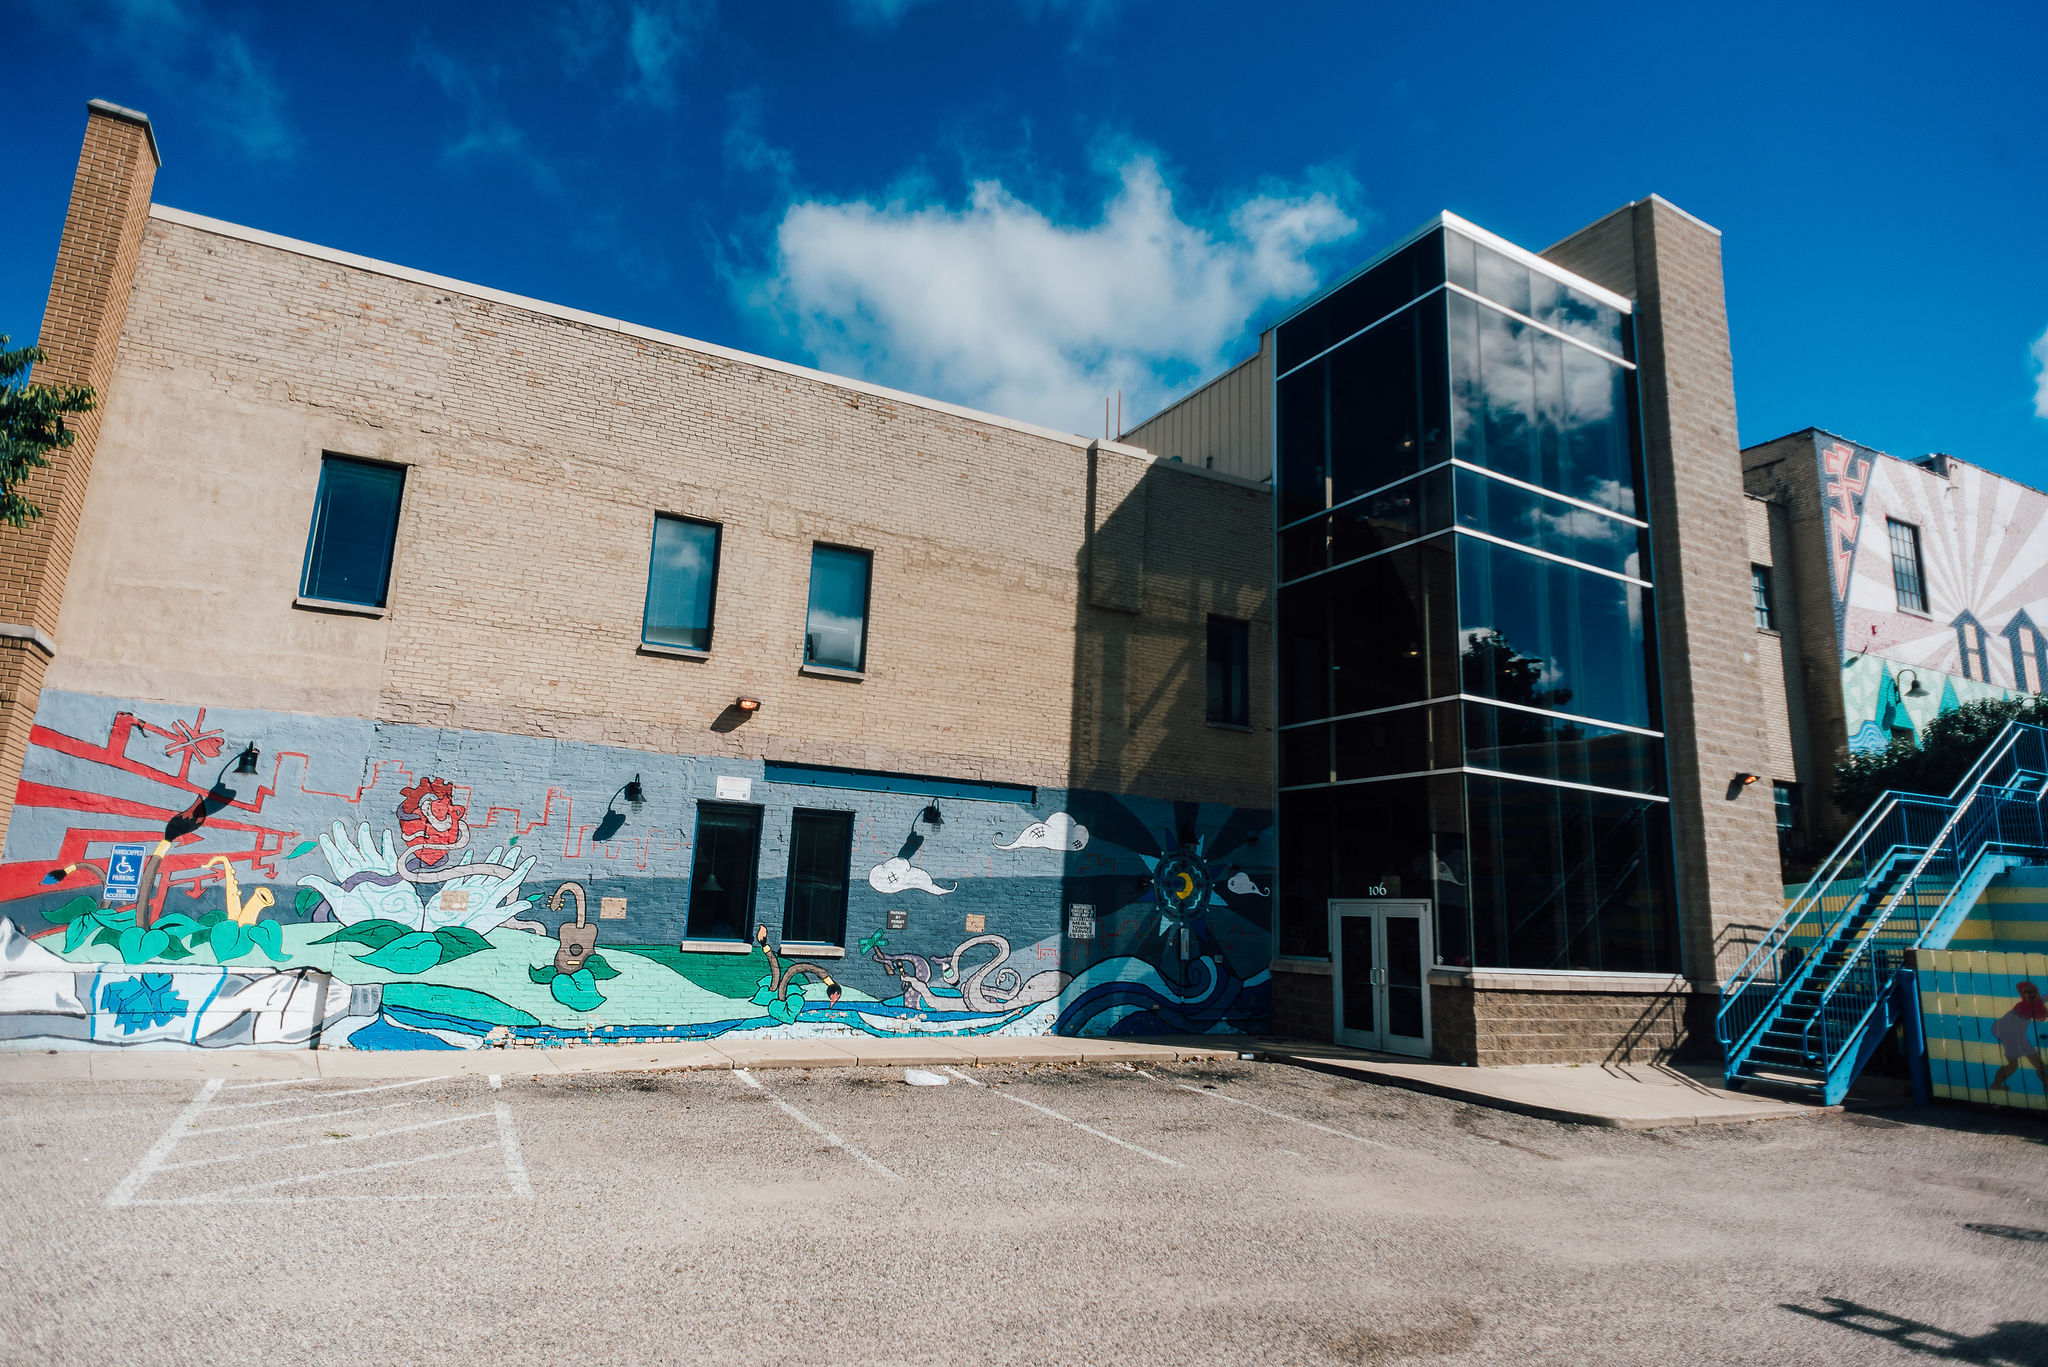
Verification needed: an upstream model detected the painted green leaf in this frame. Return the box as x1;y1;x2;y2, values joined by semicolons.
116;927;171;964
582;952;619;981
357;931;445;975
157;937;194;962
91;926;122;949
249;920;288;962
285;840;320;861
198;911;225;929
210;921;253;962
750;976;779;1008
294;887;324;917
310;919;412;950
44;895;99;926
549;968;604;1012
508;836;519;847
154;913;201;936
63;917;93;953
382;982;540;1028
766;995;801;1025
97;908;137;931
431;926;491;964
526;964;560;985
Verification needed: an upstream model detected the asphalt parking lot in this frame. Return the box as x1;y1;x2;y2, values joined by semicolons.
1;1059;2044;1366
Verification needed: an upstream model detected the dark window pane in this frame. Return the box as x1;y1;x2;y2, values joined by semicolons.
1277;577;1332;725
301;456;404;607
1888;520;1927;613
1752;565;1774;630
1278;787;1332;956
1328;467;1452;569
1279;777;1468;965
1333;701;1459;781
686;803;762;942
783;809;853;946
1338;913;1375;1033
1384;915;1425;1038
1457;536;1658;730
1280;722;1331;787
1462;702;1664;795
1453;467;1645;577
1281;517;1327;582
1277;359;1328;526
1465;774;1676;972
643;516;721;650
1330;537;1458;715
1206;617;1251;726
1328;309;1436;503
1275;231;1445;373
805;545;871;671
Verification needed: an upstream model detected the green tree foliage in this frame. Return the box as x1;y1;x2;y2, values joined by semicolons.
0;336;95;528
1831;695;2048;815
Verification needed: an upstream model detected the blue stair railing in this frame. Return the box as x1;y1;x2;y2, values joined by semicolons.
1717;720;2048;1104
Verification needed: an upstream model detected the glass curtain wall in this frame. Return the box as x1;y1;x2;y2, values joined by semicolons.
1274;221;1679;974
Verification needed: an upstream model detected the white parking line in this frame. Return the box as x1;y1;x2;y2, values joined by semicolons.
107;1079;222;1208
148;1143;503;1206
732;1069;901;1181
211;1075;454;1113
940;1066;1180;1167
495;1101;532;1198
187;1097;433;1137
1133;1069;1400;1151
161;1110;498;1170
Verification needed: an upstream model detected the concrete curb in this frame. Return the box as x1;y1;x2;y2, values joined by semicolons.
0;1036;1246;1082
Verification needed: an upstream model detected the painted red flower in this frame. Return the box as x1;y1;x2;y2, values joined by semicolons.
398;777;467;867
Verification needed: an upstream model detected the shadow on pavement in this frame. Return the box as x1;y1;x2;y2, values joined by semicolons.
1782;1297;2045;1365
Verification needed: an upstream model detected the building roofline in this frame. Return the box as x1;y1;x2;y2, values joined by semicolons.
87;99;161;167
1120;347;1262;438
1741;425;2048;504
144;203;1206;473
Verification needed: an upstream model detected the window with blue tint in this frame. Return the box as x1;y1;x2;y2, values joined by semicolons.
1206;616;1250;726
1445;230;1626;358
685;802;762;942
1450;292;1642;518
1465;773;1676;972
1462;701;1664;795
641;515;721;651
805;545;872;671
1289;536;1456;717
783;809;853;946
1275;230;1445;374
1456;536;1658;730
1453;467;1644;577
300;455;405;607
1325;300;1449;505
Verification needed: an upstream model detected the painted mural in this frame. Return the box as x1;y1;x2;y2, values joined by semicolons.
1821;436;2048;750
1916;948;2048;1113
0;691;1273;1050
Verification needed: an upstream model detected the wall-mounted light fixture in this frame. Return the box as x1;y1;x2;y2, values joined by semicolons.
623;775;645;807
593;777;646;843
234;744;260;775
1736;773;1761;786
1897;669;1929;699
736;697;762;713
921;801;944;828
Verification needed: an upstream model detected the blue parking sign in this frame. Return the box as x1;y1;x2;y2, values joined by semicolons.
102;843;148;904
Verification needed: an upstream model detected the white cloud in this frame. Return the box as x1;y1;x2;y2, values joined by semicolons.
2032;325;2048;420
52;0;296;160
753;155;1358;435
623;0;714;108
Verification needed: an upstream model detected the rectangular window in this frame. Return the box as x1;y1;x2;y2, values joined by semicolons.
805;545;872;672
300;455;405;607
642;515;721;651
1888;519;1927;613
685;803;761;942
1206;617;1251;726
1773;782;1800;832
1752;564;1775;631
783;809;854;946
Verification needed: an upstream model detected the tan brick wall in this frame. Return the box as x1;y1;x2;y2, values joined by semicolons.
51;212;1272;808
0;104;160;850
1746;495;1797;784
1429;983;1706;1066
1546;197;1786;988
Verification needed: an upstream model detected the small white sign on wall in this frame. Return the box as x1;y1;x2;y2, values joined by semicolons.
715;776;752;802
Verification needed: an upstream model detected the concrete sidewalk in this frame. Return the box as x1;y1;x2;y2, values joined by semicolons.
0;1034;1244;1083
1238;1039;1826;1129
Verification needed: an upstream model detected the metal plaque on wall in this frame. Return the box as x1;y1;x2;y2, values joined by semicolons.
886;908;909;931
1067;903;1096;939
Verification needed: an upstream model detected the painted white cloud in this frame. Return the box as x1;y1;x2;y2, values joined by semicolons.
754;155;1358;436
1225;871;1268;896
994;812;1089;852
2032;325;2048;420
869;858;954;896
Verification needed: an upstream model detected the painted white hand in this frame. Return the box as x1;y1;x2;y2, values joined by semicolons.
421;847;537;933
299;821;420;927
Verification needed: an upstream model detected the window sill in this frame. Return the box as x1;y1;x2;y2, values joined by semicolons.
638;641;710;661
1756;627;1781;638
293;595;387;619
1269;957;1333;977
1896;608;1933;621
1207;720;1255;732
678;938;754;955
781;943;846;958
799;664;866;682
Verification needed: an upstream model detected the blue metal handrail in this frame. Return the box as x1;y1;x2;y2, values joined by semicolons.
1719;720;2048;1098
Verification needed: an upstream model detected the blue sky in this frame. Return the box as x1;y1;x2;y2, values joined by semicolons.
4;0;2045;473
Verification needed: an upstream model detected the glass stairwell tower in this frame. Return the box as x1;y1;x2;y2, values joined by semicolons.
1274;214;1679;1049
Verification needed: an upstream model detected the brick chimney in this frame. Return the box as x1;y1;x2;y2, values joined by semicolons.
0;100;161;850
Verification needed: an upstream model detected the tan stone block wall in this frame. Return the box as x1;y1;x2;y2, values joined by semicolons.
52;213;1272;807
1431;984;1704;1065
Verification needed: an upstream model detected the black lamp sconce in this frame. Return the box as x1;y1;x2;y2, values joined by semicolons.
623;775;646;806
736;697;762;713
1726;771;1762;801
593;776;647;844
1897;669;1929;699
921;801;944;828
234;744;260;775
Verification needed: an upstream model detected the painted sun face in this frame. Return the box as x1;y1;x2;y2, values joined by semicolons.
1152;852;1208;914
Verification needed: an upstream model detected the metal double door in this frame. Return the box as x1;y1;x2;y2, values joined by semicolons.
1329;899;1432;1057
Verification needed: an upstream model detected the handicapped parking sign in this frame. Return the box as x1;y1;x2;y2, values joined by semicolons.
102;843;148;904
